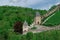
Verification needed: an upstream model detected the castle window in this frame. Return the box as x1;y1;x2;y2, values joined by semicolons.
38;22;39;24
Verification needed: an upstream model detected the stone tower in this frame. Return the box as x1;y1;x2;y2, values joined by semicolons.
23;21;29;34
34;12;41;25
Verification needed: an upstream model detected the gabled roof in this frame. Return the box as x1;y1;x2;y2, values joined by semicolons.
23;20;28;26
36;12;40;16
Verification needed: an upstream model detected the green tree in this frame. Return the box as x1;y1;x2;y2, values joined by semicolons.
26;32;33;40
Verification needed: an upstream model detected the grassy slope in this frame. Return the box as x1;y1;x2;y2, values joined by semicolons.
43;9;60;26
7;30;60;40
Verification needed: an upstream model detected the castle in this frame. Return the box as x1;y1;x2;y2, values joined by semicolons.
23;12;41;34
14;4;60;34
22;4;60;34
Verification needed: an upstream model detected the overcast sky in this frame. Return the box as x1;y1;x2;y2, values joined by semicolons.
0;0;60;10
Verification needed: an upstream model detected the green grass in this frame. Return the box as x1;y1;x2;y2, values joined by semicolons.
43;9;60;26
1;30;60;40
31;27;37;30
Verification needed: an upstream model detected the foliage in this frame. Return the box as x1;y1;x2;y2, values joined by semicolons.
0;6;47;40
0;5;60;40
43;8;60;26
14;21;23;34
31;27;37;30
26;32;33;40
49;5;57;11
7;30;60;40
0;6;47;29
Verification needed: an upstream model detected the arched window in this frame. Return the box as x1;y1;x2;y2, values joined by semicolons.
37;22;39;24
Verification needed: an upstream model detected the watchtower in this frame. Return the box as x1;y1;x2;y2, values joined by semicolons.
34;12;41;25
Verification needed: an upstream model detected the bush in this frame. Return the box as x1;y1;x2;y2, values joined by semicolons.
31;27;37;30
26;32;33;40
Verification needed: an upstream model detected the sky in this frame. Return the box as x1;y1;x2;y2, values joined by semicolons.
0;0;60;10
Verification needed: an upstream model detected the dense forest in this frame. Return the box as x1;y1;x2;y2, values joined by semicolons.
0;6;47;30
0;6;47;40
0;6;47;29
0;5;60;40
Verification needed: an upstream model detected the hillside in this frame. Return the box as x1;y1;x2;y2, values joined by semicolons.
0;5;60;40
43;7;60;26
0;6;47;30
0;6;47;40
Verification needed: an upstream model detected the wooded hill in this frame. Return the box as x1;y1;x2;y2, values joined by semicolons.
0;5;60;31
0;5;60;40
0;6;47;29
